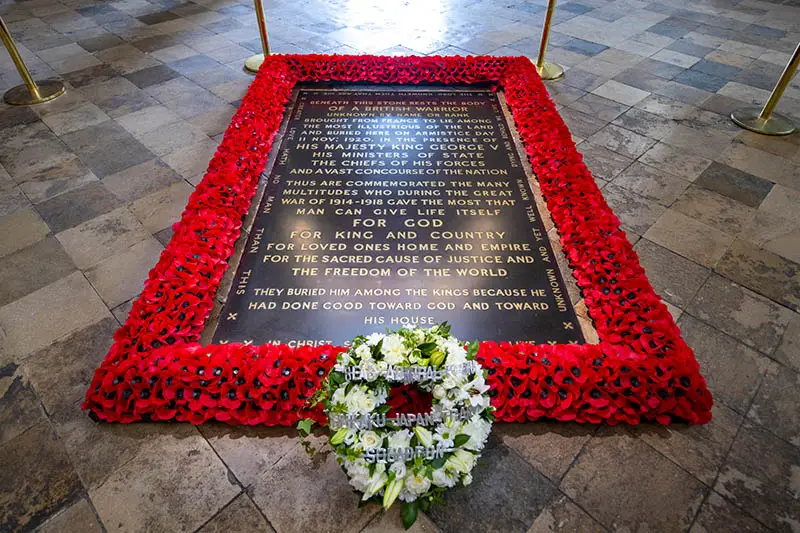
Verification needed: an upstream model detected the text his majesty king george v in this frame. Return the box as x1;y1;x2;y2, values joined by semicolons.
213;89;584;347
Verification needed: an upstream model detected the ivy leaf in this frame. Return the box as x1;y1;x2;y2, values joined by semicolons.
453;434;470;447
467;340;480;359
430;457;446;469
330;371;345;385
439;322;451;335
401;501;419;530
297;418;315;436
376;404;392;414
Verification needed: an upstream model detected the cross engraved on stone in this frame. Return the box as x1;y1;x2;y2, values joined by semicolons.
227;313;238;321
563;321;574;330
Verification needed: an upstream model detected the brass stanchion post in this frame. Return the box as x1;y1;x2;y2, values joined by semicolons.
731;42;799;136
244;0;270;74
536;0;564;80
0;16;65;105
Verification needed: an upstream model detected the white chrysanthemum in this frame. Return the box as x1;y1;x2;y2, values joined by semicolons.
433;423;456;448
443;339;467;366
412;328;426;344
345;387;375;414
404;471;432;495
381;334;407;365
345;458;371;492
462;473;473;486
355;343;372;362
461;417;491;450
388;429;412;450
365;333;385;346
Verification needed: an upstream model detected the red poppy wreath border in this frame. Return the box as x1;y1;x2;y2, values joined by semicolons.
82;54;713;427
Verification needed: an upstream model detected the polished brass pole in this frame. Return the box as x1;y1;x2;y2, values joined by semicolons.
0;16;65;105
244;0;271;74
535;0;564;80
731;42;799;136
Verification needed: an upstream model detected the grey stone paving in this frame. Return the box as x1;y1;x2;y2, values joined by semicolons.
0;0;799;531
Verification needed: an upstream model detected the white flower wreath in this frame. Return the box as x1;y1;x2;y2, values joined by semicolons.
301;323;494;529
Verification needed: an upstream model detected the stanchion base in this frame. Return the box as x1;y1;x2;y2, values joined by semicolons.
3;79;65;105
244;54;265;74
731;106;795;136
536;61;564;81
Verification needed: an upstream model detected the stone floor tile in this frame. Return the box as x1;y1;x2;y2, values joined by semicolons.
34;181;120;233
714;421;799;531
612;161;690;206
635;94;695;120
198;493;275;533
55;207;151;269
639;142;711;181
23;316;116;415
653;80;712;105
691;58;743;80
634;238;709;307
673;69;728;92
0;422;83;532
589;124;656;159
561;428;707;532
686;273;793;354
40;102;110;136
661;124;737;161
78;33;124;52
131;34;181;53
78;77;157;119
716;239;800;313
94;43;161;74
672;185;756;234
149;43;197;63
561;68;606;92
89;425;240;533
643;209;733;268
747;363;799;447
102;158;182;204
734;130;800;161
495;421;595;482
719;143;800;189
114;104;181;137
678;313;770;414
0;236;75;307
602;183;665;235
739;210;800;264
774;312;800;373
188;104;237;136
249;438;380;533
611;107;678;140
0;123;80;187
545;83;587;108
85;237;163;308
61;121;155;178
717;81;771;106
689;491;768;533
634;403;742;485
130;180;194;232
0;105;40;130
694;162;773;208
527;493;606;532
429;438;557;533
591;79;650;106
161;138;218;178
576;142;633;181
567;93;629;122
613;68;670;92
361;504;439;533
0;271;110;359
0;206;51;259
652;48;700;68
136;120;210;157
198;423;298;488
0;361;46;446
37;497;104;533
124;64;182;89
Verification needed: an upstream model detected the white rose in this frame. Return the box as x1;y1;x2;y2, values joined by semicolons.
445;449;475;474
389;461;407;479
360;430;381;449
355;344;372;361
462;473;473;486
388;429;412;450
404;472;432;495
432;468;457;488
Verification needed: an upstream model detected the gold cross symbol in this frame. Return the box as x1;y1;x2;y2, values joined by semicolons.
243;339;254;345
569;340;578;344
563;321;574;330
547;340;557;345
227;313;238;321
219;339;229;344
